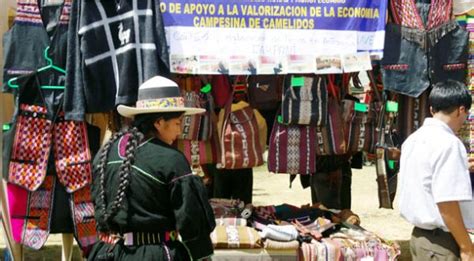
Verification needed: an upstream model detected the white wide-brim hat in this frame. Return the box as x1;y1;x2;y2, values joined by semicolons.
117;76;205;118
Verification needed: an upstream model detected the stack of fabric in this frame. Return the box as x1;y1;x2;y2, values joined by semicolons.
300;227;400;261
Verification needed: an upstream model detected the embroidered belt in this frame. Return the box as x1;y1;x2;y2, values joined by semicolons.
99;231;179;246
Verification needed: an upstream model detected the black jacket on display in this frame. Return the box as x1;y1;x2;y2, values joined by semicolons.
65;0;170;120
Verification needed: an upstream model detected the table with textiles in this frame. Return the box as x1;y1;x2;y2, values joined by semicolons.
209;199;400;261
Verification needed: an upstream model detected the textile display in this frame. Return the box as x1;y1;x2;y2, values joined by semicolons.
263;239;299;250
219;101;264;169
180;91;203;140
176;135;220;166
2;0;71;92
342;99;377;154
215;218;248;227
248;75;283;111
267;119;317;175
281;75;328;126
259;225;299;242
465;15;474;163
381;0;469;97
315;97;347;155
211;75;233;108
8;104;92;193
70;185;97;251
211;225;262;249
65;0;170;120
209;198;246;219
177;75;216;141
22;176;55;249
7;183;28;244
8;104;52;191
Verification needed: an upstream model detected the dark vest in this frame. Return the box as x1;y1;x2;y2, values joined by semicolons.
381;0;468;97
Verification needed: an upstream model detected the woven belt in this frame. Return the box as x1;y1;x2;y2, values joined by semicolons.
99;231;179;246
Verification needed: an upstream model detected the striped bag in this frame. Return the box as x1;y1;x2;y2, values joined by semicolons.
315;97;347;155
267;119;317;175
180;91;203;140
342;99;377;154
281;75;328;126
219;104;264;169
176;131;220;166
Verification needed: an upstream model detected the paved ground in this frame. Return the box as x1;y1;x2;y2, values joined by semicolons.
0;165;413;260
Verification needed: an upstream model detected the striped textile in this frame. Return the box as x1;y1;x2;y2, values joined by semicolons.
342;100;377;154
22;176;55;249
210;226;262;249
315;97;347;156
267;121;316;175
220;105;264;169
390;0;452;29
15;0;72;26
180;91;203;140
281;75;328;126
71;185;97;251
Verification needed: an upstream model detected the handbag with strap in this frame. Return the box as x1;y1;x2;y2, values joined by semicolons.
368;69;400;209
281;75;328;126
315;96;347;156
267;114;317;175
180;91;203;140
248;75;282;111
176;129;221;166
219;99;264;169
342;98;378;155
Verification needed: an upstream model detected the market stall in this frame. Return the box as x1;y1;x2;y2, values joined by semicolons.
1;0;473;260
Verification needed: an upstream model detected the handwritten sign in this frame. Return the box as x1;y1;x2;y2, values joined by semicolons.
161;0;387;74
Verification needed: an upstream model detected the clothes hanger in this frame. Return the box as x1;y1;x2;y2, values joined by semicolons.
7;47;66;90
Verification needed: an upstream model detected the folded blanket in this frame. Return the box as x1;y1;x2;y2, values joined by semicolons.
263;239;299;250
211;225;262;249
259;224;298;242
215;217;247;227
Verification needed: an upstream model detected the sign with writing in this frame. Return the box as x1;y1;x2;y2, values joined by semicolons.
161;0;387;74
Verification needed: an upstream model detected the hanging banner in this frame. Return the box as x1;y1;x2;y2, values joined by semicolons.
161;0;387;75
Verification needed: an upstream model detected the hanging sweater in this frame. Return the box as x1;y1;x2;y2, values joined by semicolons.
65;0;170;120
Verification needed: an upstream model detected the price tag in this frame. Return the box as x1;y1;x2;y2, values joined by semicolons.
388;160;395;170
291;76;304;87
277;115;283;124
200;83;211;93
2;123;11;131
386;101;398;113
354;102;368;112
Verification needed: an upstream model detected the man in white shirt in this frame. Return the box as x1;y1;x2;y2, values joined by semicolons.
399;80;474;260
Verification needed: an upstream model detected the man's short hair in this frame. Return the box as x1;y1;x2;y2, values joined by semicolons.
429;80;472;114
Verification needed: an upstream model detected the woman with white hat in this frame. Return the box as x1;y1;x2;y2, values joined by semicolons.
88;76;215;260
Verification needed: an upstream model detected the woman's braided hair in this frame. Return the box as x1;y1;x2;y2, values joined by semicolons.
97;111;184;226
97;127;141;225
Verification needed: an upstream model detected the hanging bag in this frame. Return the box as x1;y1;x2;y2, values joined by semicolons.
218;85;264;169
281;75;328;126
315;95;347;156
176;113;221;166
267;113;317;175
248;75;282;111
